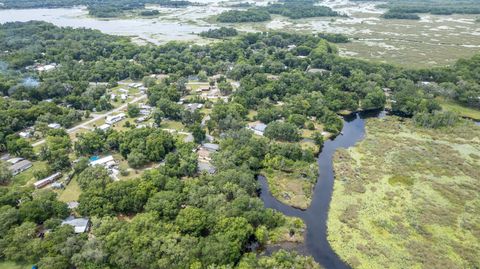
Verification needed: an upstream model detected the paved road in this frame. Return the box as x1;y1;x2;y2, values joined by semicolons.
32;94;147;147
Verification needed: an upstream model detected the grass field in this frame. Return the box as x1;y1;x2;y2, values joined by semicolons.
58;177;81;202
438;98;480;121
328;116;480;268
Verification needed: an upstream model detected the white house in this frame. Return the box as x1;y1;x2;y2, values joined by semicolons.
105;113;126;124
19;131;32;139
33;172;62;189
97;124;111;131
89;155;114;167
48;123;61;129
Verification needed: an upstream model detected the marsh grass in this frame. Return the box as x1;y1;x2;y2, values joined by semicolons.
329;116;480;269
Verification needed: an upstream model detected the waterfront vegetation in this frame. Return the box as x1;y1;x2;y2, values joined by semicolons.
0;19;479;269
216;1;341;23
199;27;238;39
375;0;480;20
329;116;480;268
216;8;271;23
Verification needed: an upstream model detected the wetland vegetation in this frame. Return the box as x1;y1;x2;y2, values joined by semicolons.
329;116;480;268
0;0;480;268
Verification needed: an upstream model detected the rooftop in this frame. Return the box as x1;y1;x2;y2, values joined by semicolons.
62;216;90;233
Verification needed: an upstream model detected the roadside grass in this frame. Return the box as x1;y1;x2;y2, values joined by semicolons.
328;116;480;269
437;98;480;120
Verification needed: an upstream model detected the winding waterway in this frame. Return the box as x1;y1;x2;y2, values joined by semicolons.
258;110;386;269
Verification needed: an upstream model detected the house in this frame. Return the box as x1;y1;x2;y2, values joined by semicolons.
19;131;32;139
198;143;219;162
201;143;219;152
128;83;142;88
7;157;23;164
8;159;32;175
110;93;116;100
306;68;330;75
36;63;57;72
61;216;90;233
186;103;203;112
33;172;62;189
51;182;64;189
89;155;114;167
105;113;126;124
118;88;129;93
120;94;128;101
139;109;151;116
48;123;61;129
135;116;148;123
247;122;267;136
139;104;152;110
97;123;111;131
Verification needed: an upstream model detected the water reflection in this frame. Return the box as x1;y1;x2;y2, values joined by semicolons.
258;110;385;269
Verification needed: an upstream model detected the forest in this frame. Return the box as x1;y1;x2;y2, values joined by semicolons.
199;27;238;39
0;21;479;268
373;0;480;19
216;1;342;23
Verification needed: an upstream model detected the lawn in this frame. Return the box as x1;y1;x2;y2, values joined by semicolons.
58;177;82;202
328;116;480;268
160;120;185;131
438;98;480;120
12;161;48;187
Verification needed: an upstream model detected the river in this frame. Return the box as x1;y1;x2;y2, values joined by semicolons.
258;110;386;269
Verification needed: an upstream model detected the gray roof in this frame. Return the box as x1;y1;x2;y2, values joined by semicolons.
202;143;219;152
8;160;32;172
62;216;90;233
253;123;267;132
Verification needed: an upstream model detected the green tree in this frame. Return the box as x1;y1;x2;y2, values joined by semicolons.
218;81;233;95
264;121;301;142
127;103;140;118
0;161;13;185
176;207;209;236
190;124;206;144
77;166;112;190
312;131;324;149
127;149;147;169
